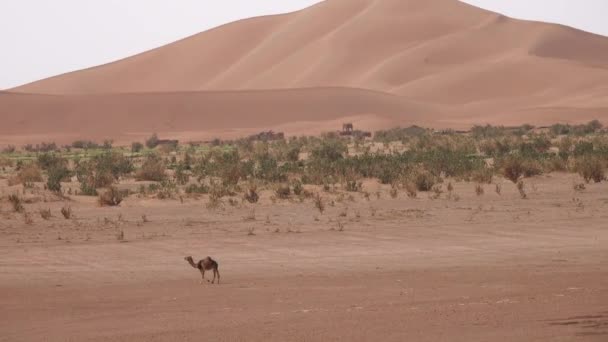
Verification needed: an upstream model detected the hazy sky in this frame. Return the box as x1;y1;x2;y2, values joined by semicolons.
1;0;607;89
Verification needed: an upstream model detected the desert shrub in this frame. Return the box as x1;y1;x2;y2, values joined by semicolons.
185;183;209;195
24;142;58;153
102;140;113;150
37;153;68;171
136;153;166;181
471;167;493;184
174;163;190;185
145;133;160;149
10;163;43;185
495;183;502;195
253;152;286;182
204;149;246;186
76;152;133;195
61;206;72;219
131;142;144;153
156;180;177;199
39;208;52;220
275;184;291;199
292;179;304;196
501;155;525;183
313;193;325;213
575;156;605;183
517;180;527;199
71;140;99;149
98;187;124;206
310;139;347;161
410;167;437;192
0;156;13;168
8;194;24;212
244;185;260;203
2;145;16;154
285;143;302;162
573;141;595;156
374;126;428;142
404;182;417;198
47;165;71;192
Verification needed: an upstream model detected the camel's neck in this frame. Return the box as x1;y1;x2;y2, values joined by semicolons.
187;259;199;269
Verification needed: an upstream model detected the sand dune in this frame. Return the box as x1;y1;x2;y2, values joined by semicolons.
0;87;439;145
3;0;608;142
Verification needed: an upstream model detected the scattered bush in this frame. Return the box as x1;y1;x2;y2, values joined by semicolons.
575;156;605;183
39;208;52;220
145;133;160;149
131;142;144;153
410;168;436;192
2;145;16;154
475;184;484;196
47;165;70;192
185;183;209;195
136;153;166;181
8;194;24;213
9;165;41;186
292;180;304;196
72;140;99;149
313;193;325;213
405;182;417;198
275;184;291;199
244;185;259;203
471;167;493;184
61;206;72;219
98;187;124;206
517;180;527;199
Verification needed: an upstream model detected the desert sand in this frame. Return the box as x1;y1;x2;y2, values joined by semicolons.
2;0;608;143
1;174;607;341
1;1;608;340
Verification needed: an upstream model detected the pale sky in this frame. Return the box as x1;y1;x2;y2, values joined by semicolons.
1;0;607;90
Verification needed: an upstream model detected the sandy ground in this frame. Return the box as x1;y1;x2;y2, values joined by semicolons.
1;173;607;341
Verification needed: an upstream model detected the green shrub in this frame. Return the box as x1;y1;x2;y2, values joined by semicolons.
37;153;67;171
47;165;71;192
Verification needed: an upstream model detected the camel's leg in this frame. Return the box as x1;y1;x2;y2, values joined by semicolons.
199;269;206;284
216;267;220;284
211;269;216;284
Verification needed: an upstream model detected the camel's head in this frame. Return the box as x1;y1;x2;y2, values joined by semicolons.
184;256;193;261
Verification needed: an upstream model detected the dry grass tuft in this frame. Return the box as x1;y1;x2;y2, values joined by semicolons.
39;208;52;220
8;194;24;213
475;184;484;196
61;206;72;219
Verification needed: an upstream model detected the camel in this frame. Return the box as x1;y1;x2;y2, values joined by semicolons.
184;256;220;284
